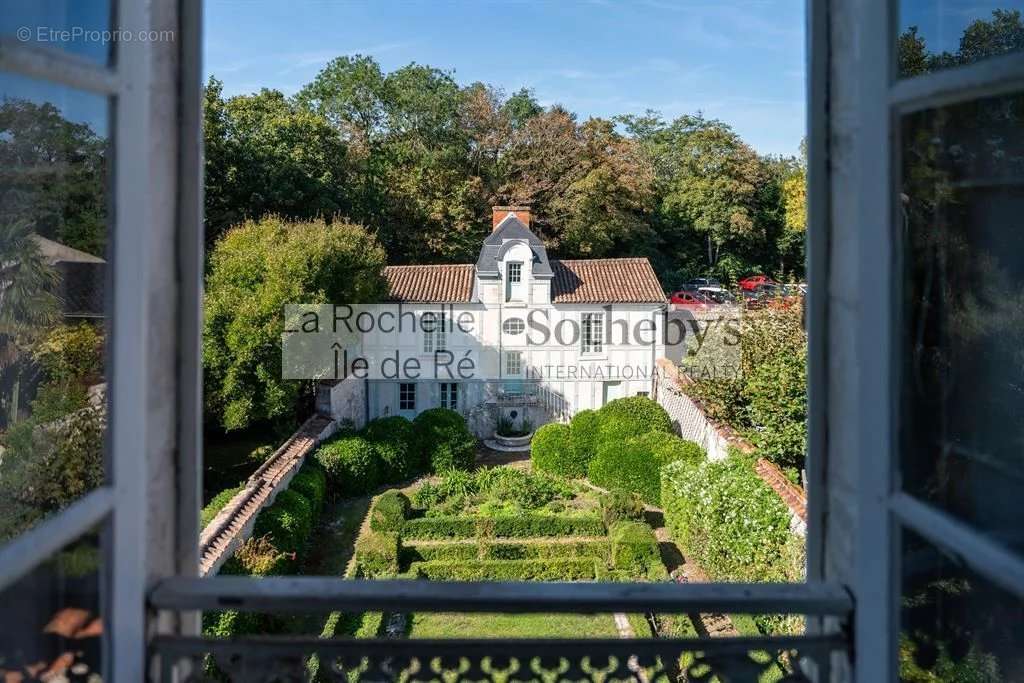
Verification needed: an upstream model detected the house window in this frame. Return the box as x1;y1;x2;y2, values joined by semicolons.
440;382;458;410
422;313;446;353
581;312;604;354
502;317;525;335
399;383;416;411
507;262;522;283
505;350;522;376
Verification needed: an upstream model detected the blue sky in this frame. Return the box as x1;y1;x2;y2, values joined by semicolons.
204;0;807;157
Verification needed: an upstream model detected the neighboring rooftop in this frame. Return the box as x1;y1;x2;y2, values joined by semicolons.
31;235;106;264
384;264;476;303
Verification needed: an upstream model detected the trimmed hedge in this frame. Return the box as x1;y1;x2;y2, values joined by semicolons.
409;557;598;581
595;396;672;445
568;409;601;468
610;521;660;574
314;435;380;499
401;513;606;540
288;461;326;516
530;423;579;477
589;433;704;505
402;538;611;563
363;415;420;480
369;489;410;532
402;540;481;563
200;484;244;529
661;453;800;583
599;491;646;527
412;408;476;472
354;530;400;578
253;488;313;555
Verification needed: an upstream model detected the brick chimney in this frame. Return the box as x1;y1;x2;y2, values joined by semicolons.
492;205;531;230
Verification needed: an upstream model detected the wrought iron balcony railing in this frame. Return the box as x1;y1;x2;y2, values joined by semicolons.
148;578;853;682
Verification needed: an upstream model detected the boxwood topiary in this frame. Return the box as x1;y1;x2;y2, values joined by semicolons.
412;408;476;472
289;461;327;515
253;488;313;555
610;521;661;576
595;396;672;445
568;409;601;467
599;490;647;527
363;415;419;480
354;530;400;578
369;489;410;532
589;432;704;505
314;435;380;499
529;423;578;476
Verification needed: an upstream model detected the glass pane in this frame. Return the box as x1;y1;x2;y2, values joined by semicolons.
898;2;1024;78
0;0;114;66
899;91;1024;555
0;72;110;545
0;526;104;679
899;528;1023;681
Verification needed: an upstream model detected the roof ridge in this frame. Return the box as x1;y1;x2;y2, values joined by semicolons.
384;263;474;270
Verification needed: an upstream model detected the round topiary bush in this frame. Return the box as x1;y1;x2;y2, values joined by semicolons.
530;423;580;477
596;396;672;445
314;436;381;499
363;415;419;481
412;408;476;472
370;489;410;532
253;488;314;555
588;432;702;505
288;461;327;515
568;409;601;469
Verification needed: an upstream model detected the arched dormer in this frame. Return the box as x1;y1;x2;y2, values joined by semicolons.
475;207;553;306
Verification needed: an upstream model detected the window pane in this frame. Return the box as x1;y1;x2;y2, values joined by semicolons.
0;0;114;66
899;528;1023;681
0;73;110;545
0;525;104;679
898;2;1024;78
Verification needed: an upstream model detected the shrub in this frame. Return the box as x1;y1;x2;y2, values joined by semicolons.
289;461;326;515
31;323;103;383
745;353;807;471
599;491;646;527
401;516;478;540
474;467;571;509
369;490;410;532
479;513;606;539
363;416;419;480
200;485;245;529
402;541;480;563
595;396;672;445
610;521;661;575
253;489;313;556
588;433;704;505
412;408;476;472
530;423;579;477
230;535;292;577
314;436;380;499
661;453;798;583
410;558;597;581
568;409;601;467
480;538;611;562
354;531;400;578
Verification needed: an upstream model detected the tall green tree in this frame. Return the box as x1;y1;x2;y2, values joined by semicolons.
203;216;387;431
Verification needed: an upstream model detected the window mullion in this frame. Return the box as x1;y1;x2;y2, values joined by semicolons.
890;51;1024;115
0;38;120;94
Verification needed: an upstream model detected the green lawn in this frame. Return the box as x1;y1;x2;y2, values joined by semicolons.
409;612;622;639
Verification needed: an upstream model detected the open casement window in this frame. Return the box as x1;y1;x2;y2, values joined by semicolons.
835;1;1024;680
0;0;203;680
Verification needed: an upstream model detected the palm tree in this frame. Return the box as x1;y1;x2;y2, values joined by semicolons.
0;219;61;423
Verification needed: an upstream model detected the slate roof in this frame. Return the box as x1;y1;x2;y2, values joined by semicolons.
383;258;664;304
475;214;553;278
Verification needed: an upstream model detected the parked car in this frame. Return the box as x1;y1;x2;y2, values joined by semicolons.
697;287;736;304
684;277;723;290
669;290;713;310
738;274;774;291
742;283;781;308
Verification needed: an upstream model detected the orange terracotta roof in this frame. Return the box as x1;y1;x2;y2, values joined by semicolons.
382;258;665;304
383;264;475;303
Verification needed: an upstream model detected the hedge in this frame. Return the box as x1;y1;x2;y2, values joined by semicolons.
610;521;660;575
200;485;244;529
288;461;326;516
402;540;481;563
402;538;611;563
409;557;598;581
568;409;601;467
661;453;800;583
354;530;400;578
314;435;380;499
595;396;672;445
588;433;704;505
412;408;476;472
253;488;314;555
363;415;420;480
308;562;384;682
599;491;646;527
530;423;579;477
369;489;410;532
401;513;606;540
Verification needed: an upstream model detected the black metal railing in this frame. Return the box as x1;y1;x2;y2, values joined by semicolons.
148;579;852;682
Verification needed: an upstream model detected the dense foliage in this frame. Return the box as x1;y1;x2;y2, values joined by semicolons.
411;408;476;472
314;435;381;499
588;432;704;505
661;452;802;584
609;521;662;577
363;415;419;480
529;422;577;476
595;396;673;446
203;216;387;431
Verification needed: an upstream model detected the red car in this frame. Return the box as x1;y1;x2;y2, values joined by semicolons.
738;274;774;291
669;290;712;310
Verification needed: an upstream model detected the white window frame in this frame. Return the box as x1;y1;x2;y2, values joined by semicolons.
0;0;203;678
440;382;458;410
581;312;604;355
507;262;522;284
505;350;523;376
422;313;445;353
399;382;416;411
844;3;1024;681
